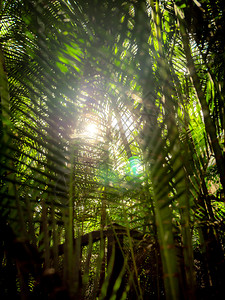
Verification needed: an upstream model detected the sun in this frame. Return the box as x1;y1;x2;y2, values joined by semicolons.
70;120;100;140
85;123;98;137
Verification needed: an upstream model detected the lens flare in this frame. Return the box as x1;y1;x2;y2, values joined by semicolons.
128;156;142;176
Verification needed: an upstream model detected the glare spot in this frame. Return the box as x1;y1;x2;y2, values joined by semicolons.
125;156;143;178
85;123;98;137
70;122;99;140
129;156;142;176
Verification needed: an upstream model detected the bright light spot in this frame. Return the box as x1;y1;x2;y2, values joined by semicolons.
70;122;99;140
129;156;142;176
125;156;143;178
85;123;98;138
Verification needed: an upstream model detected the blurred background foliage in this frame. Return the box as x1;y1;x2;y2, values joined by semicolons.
0;0;225;299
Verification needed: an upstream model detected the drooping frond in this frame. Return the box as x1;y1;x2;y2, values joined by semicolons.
1;0;225;299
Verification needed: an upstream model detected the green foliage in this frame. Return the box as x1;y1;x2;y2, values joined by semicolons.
0;0;225;299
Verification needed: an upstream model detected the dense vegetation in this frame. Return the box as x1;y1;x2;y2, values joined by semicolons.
0;0;225;299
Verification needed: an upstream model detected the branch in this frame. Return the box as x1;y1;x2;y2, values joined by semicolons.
57;225;143;256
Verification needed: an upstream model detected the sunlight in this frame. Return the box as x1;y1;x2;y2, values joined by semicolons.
70;121;100;140
85;123;98;138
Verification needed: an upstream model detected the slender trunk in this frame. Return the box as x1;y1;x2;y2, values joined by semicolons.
41;199;50;268
51;203;59;272
64;145;76;297
149;2;196;298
